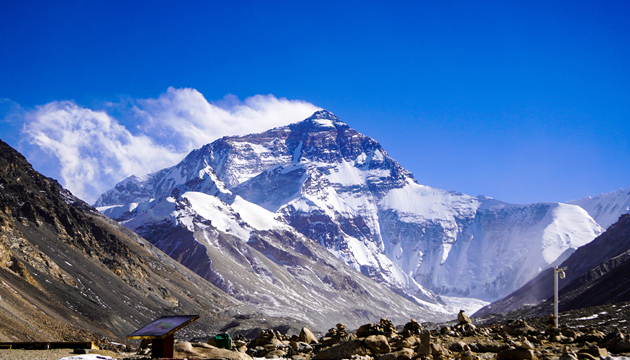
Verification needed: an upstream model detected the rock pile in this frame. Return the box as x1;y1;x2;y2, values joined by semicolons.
158;315;630;360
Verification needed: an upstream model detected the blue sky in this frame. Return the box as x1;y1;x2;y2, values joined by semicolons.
1;0;629;204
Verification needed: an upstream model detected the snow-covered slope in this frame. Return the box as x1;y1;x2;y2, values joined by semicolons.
97;110;603;309
107;189;448;328
568;187;630;229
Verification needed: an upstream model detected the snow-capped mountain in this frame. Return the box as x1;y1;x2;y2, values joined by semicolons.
98;186;449;328
97;110;603;308
568;187;630;229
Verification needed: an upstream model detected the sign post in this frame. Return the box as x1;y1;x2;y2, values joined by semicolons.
554;267;567;328
127;315;199;359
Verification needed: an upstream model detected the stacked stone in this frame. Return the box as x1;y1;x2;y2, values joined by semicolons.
178;316;630;360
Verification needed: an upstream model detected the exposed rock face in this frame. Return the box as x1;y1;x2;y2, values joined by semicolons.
97;110;603;307
0;139;306;341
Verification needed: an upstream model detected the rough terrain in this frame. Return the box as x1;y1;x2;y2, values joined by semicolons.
0;138;310;342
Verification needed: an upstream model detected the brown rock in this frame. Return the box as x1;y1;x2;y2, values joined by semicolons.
402;318;423;336
321;336;341;347
190;346;253;360
561;328;580;338
504;319;535;336
299;327;319;344
430;342;446;357
458;310;472;325
449;341;470;352
174;341;195;354
577;347;608;358
476;342;510;353
415;331;431;356
266;349;287;358
290;341;313;353
461;350;479;360
497;348;536;360
559;354;578;360
577;330;605;343
364;335;391;355
376;348;415;360
314;339;367;360
603;337;630;353
400;335;420;349
576;353;598;360
550;334;567;343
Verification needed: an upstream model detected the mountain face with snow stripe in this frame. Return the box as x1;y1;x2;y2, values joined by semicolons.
97;110;603;306
568;187;630;229
107;190;449;328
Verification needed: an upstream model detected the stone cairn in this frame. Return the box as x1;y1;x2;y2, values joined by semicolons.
185;316;630;360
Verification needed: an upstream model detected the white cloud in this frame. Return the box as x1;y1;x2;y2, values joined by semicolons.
21;88;320;204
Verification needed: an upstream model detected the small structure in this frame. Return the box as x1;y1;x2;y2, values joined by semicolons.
127;315;199;359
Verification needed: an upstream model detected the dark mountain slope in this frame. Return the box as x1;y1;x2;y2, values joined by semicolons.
475;214;630;317
0;139;301;342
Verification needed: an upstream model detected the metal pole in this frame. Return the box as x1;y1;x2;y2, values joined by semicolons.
554;266;559;328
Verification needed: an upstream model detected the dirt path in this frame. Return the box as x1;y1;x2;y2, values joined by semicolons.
0;349;122;360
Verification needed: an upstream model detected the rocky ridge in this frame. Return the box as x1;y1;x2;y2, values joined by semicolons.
568;187;630;229
0;139;311;342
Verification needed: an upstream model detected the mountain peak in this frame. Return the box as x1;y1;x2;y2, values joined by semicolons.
300;110;348;129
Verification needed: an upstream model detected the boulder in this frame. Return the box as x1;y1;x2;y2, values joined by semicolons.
517;337;536;350
174;341;196;357
476;342;510;353
357;318;397;338
402;319;423;337
399;335;420;349
290;341;313;353
458;310;472;325
461;350;479;360
454;323;477;336
314;339;368;360
299;327;319;344
599;329;630;352
559;353;578;360
496;348;536;360
577;347;608;358
364;335;391;355
415;331;431;356
376;348;415;360
449;341;470;352
576;330;605;343
430;343;446;357
190;346;253;360
576;353;598;360
251;329;282;347
266;349;287;358
561;328;580;338
504;319;535;336
321;336;342;347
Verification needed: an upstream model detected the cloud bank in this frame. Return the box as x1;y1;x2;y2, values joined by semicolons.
21;87;320;204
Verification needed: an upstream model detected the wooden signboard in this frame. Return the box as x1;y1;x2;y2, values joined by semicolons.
127;315;199;358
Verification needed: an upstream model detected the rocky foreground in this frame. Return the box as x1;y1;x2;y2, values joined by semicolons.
119;306;630;360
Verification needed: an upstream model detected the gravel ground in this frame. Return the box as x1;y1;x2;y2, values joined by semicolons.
0;349;122;360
